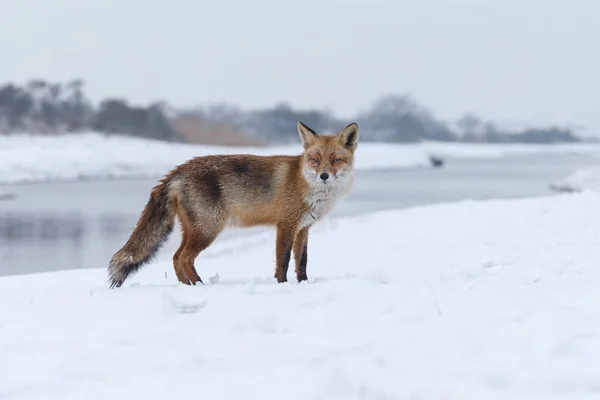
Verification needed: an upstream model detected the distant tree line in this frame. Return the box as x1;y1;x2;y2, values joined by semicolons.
185;94;582;144
0;79;183;141
454;113;580;144
0;79;583;144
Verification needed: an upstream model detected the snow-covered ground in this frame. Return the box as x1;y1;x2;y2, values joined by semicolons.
551;165;600;193
2;132;600;184
2;192;600;399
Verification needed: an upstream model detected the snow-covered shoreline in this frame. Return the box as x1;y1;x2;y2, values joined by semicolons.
2;192;600;399
2;132;600;185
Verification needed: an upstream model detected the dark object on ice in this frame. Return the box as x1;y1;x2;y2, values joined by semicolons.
429;155;445;168
0;192;16;201
549;183;580;193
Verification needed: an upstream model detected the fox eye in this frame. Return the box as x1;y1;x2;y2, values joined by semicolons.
333;158;341;163
311;157;319;164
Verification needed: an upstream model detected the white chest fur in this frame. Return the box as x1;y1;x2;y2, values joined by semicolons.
299;180;350;230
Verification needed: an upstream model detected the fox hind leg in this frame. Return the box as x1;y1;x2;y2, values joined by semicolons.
180;226;225;285
179;240;204;285
172;232;190;284
176;203;224;285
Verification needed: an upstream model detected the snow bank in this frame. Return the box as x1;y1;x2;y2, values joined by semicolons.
1;132;600;185
550;165;600;193
418;140;600;159
2;192;600;399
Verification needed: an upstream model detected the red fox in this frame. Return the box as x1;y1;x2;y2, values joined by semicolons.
108;121;359;288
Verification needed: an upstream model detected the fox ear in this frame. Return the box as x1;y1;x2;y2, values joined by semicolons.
337;122;359;149
297;121;319;149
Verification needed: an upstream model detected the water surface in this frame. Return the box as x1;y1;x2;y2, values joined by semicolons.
0;153;596;277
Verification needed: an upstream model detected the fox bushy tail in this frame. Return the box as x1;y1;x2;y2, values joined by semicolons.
108;177;177;288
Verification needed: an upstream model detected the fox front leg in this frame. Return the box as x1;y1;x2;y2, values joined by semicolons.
274;224;295;283
293;227;309;282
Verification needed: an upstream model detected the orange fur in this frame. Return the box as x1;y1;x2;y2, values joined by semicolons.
107;121;359;288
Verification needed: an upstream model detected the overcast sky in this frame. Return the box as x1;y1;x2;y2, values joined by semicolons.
1;0;598;135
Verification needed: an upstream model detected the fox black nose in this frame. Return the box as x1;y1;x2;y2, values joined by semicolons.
320;172;329;181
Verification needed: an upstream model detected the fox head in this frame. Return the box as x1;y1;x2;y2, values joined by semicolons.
297;121;359;189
